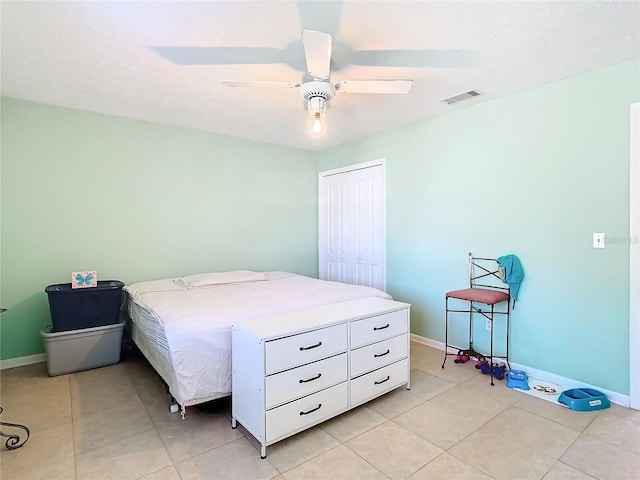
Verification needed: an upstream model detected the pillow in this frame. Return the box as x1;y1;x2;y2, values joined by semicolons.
175;270;267;288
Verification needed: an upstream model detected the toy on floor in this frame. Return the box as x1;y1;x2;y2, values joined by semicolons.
454;350;470;363
471;353;487;369
451;350;507;382
506;370;530;390
558;388;610;411
479;361;506;380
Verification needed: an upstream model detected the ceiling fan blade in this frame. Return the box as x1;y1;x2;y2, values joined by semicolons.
335;80;413;94
351;49;479;69
302;30;332;79
223;81;301;88
153;47;284;65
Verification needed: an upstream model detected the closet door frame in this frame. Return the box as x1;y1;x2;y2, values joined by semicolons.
318;159;386;291
630;102;639;410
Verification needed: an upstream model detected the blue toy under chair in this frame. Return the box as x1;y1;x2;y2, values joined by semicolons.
506;370;530;390
480;361;506;380
558;388;610;411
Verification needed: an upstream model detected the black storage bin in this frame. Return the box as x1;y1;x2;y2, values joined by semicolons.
45;280;125;332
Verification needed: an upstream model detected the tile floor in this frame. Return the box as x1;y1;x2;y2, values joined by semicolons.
1;342;639;479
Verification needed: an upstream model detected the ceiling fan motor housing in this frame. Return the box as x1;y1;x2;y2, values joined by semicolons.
300;81;335;114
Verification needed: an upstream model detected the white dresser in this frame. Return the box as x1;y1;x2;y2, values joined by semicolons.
231;296;410;458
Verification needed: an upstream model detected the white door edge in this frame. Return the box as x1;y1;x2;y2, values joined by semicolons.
630;102;639;410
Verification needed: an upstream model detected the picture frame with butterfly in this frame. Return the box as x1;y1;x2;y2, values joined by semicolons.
72;271;97;289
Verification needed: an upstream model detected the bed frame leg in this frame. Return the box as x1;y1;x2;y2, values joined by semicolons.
168;399;186;420
261;445;266;459
231;417;237;429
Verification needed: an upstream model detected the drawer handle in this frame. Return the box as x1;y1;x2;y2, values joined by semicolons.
374;349;390;358
373;324;390;331
299;404;322;415
374;375;391;385
299;373;322;383
300;341;322;351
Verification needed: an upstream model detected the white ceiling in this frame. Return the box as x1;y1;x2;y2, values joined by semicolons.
2;1;639;151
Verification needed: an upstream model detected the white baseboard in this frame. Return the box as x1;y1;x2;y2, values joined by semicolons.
0;353;46;370
411;333;630;408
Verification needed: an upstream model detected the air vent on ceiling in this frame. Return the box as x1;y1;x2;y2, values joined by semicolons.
441;90;482;105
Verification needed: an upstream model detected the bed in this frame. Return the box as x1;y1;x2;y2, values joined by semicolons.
123;271;392;411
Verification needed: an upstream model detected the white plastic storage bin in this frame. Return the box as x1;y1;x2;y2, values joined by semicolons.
40;321;125;376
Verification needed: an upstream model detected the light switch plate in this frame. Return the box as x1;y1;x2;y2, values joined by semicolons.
593;233;605;249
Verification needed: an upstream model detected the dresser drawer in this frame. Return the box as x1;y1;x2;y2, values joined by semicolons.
350;334;408;378
350;309;408;349
266;381;348;443
265;323;348;374
266;353;347;408
350;358;409;407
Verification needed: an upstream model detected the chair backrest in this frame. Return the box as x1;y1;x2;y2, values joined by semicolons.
468;252;510;294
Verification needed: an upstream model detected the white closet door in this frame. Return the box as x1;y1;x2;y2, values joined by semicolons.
319;161;386;291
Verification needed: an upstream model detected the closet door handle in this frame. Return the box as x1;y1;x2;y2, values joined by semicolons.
373;324;390;331
300;341;322;351
374;349;390;358
299;373;322;383
299;404;322;415
374;375;390;385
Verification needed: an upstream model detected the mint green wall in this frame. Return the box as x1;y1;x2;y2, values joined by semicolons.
1;99;318;360
2;60;638;396
317;60;640;395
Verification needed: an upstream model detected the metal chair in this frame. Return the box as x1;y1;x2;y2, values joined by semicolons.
0;407;30;450
0;309;30;450
441;253;511;385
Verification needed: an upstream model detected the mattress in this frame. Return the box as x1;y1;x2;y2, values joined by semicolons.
124;271;392;407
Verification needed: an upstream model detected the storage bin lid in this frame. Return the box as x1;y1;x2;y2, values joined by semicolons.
41;321;126;338
45;280;124;293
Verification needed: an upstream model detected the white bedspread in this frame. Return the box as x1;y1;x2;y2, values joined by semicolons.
125;272;392;406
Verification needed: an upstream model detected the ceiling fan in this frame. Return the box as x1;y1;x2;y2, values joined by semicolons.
221;30;413;134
